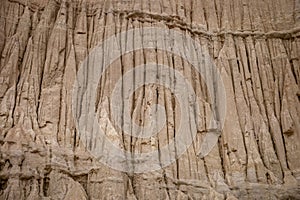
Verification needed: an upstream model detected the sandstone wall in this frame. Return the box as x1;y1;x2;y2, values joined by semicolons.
0;0;299;199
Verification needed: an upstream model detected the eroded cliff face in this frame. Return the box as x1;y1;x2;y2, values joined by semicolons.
0;0;299;199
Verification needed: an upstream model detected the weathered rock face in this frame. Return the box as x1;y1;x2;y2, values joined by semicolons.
0;0;299;199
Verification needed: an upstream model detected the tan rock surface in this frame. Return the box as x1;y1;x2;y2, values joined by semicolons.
0;0;299;199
